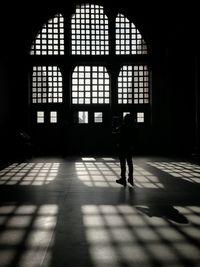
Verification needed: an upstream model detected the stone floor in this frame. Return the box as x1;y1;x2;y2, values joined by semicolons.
0;156;200;267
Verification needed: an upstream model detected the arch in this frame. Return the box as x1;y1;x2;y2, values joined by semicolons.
71;4;109;55
28;4;151;154
30;13;64;55
116;13;148;55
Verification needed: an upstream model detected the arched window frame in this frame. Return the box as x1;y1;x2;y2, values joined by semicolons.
29;4;151;127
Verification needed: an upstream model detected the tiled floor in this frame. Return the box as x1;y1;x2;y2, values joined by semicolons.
0;156;200;267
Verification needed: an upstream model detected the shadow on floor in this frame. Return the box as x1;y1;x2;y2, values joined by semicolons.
136;204;189;224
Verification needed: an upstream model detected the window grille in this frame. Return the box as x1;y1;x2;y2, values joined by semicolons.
137;112;144;122
78;111;88;123
71;4;109;55
37;111;44;123
118;65;149;104
94;112;103;123
116;13;147;55
72;66;110;104
50;111;57;123
30;14;64;55
32;66;63;104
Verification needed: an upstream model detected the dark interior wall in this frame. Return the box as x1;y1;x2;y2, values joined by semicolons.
151;10;198;155
0;0;199;159
0;59;11;160
0;2;36;161
0;59;9;125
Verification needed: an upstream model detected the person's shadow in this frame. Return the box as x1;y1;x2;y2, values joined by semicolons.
136;204;189;224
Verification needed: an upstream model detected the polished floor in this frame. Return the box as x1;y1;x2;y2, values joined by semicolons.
0;156;200;267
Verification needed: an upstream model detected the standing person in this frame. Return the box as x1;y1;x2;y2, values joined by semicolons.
116;113;136;187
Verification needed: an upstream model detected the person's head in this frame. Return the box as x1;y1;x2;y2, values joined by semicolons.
123;113;134;125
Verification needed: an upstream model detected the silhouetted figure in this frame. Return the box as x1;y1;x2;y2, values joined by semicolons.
116;114;136;187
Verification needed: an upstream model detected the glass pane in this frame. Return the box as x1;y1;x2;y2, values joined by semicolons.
78;111;88;123
94;112;103;123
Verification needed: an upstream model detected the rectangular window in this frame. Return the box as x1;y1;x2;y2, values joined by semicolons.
94;112;103;123
133;66;149;104
137;112;144;123
37;111;44;123
32;66;63;104
78;111;88;123
118;65;149;105
72;66;110;104
50;111;57;123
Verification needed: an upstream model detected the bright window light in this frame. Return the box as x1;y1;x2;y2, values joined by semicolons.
137;112;144;123
78;111;88;123
0;162;60;186
37;111;44;123
72;66;110;104
75;158;164;188
94;112;103;123
32;66;63;104
0;204;58;266
71;4;109;55
115;13;148;55
118;65;149;104
147;161;200;184
50;111;57;123
30;14;64;55
82;204;198;266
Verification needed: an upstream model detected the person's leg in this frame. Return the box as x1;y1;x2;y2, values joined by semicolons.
127;152;134;186
119;154;126;179
116;153;126;186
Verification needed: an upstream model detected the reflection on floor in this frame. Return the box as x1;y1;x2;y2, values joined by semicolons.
0;156;200;267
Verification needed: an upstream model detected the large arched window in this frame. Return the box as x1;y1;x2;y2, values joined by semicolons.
71;4;109;55
30;14;64;55
115;14;148;55
29;3;151;152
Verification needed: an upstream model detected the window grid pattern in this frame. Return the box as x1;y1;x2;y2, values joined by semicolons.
37;111;44;123
50;111;57;123
94;112;103;123
30;14;64;55
78;111;88;123
137;112;144;123
116;14;147;55
32;66;63;104
71;4;109;55
72;66;110;104
118;65;149;104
